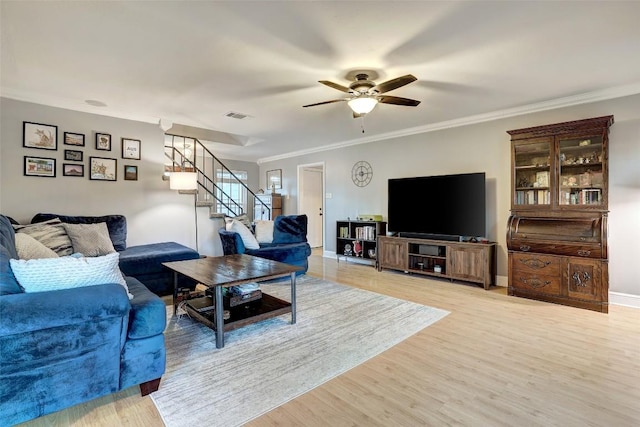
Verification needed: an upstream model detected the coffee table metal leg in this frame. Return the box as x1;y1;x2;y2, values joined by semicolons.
215;286;224;348
290;272;297;324
173;272;179;316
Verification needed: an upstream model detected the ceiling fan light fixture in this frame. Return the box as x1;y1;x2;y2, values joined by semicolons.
348;96;378;115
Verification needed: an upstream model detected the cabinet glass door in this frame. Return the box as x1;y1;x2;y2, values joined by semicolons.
514;141;551;206
558;136;604;206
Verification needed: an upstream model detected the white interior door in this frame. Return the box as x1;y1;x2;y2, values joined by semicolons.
298;163;324;248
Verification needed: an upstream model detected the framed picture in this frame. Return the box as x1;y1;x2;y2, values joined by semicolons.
64;132;85;146
267;169;282;190
124;165;138;181
24;156;56;177
64;149;83;162
535;171;549;188
89;156;117;181
63;163;84;177
95;133;111;151
121;138;141;160
23;121;57;150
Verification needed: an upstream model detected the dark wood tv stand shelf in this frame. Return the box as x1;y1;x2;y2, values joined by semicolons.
377;236;497;289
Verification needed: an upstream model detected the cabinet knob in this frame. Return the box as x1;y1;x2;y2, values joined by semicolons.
577;250;591;257
519;245;531;252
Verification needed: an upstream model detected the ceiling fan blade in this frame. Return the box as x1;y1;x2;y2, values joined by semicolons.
374;74;417;94
319;80;351;93
302;99;348;108
378;95;421;107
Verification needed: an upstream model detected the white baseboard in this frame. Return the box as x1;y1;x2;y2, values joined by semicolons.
323;250;374;266
324;250;639;308
323;250;336;259
609;292;640;309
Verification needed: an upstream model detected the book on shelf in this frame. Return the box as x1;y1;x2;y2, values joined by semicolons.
354;226;376;240
581;189;601;204
561;188;601;205
515;189;550;205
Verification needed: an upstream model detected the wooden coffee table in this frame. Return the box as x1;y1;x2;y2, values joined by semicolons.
162;254;302;348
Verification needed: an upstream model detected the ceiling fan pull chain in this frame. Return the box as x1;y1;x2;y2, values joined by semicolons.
361;116;366;133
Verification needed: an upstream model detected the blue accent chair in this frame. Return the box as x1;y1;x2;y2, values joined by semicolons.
219;214;312;274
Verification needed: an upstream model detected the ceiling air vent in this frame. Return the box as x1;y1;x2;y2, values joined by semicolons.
225;111;250;120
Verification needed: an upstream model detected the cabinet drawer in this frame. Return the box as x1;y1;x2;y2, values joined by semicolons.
512;253;560;276
510;253;561;294
508;239;601;258
511;273;562;295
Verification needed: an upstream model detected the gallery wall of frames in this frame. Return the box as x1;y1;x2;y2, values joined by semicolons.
22;120;141;181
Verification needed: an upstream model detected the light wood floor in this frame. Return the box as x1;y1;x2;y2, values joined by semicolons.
20;249;640;426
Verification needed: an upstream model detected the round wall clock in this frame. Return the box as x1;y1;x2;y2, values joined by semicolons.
351;161;373;187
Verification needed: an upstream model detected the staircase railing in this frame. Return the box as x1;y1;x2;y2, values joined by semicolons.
164;134;270;219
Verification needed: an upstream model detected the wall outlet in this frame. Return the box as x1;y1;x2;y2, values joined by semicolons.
325;192;332;199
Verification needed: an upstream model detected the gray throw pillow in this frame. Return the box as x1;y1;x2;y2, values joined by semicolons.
63;222;116;257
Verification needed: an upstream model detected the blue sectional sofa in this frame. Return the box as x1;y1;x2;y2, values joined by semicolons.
0;213;199;426
219;214;312;274
31;213;199;296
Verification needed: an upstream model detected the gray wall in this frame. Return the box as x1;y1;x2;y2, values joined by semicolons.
2;95;638;302
0;98;259;256
260;93;640;301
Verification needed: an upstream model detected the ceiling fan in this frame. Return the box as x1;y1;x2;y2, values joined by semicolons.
303;73;421;117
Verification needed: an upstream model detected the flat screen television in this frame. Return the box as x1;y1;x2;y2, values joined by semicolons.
388;172;486;240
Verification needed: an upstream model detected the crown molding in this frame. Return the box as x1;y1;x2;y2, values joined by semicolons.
257;82;640;164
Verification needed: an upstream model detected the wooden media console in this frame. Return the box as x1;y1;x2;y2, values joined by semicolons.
377;236;497;289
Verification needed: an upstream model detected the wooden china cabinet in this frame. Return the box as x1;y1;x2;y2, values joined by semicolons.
506;115;613;312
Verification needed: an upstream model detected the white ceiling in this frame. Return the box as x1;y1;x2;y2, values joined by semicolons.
2;1;640;163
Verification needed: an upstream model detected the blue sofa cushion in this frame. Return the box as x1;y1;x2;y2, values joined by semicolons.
273;214;308;244
31;213;128;251
0;215;22;295
126;277;167;339
245;243;311;267
119;242;199;278
119;242;200;296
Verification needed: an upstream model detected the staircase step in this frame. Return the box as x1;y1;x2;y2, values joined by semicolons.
209;213;226;219
196;200;214;207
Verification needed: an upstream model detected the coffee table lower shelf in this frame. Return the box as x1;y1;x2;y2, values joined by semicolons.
183;293;292;333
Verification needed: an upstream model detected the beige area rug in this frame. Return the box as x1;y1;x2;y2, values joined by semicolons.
150;276;449;427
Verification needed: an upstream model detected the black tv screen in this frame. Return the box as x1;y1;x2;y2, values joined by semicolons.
388;172;486;239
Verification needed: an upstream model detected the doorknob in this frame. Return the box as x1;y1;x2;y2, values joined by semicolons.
319;207;323;216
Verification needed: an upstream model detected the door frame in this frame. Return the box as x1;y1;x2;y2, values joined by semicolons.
297;162;325;248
